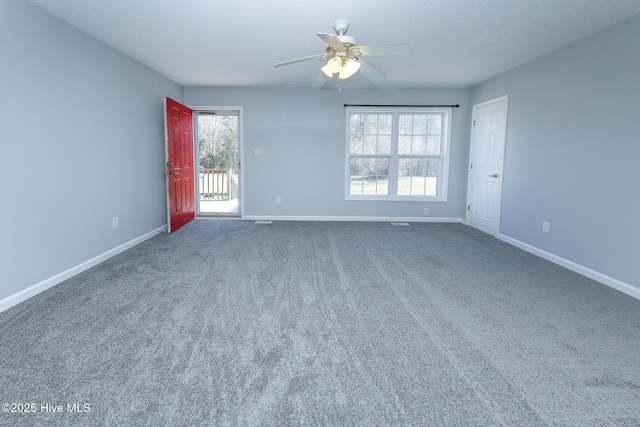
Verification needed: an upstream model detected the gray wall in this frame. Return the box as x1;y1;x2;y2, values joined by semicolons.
184;87;469;219
0;0;182;301
469;14;640;289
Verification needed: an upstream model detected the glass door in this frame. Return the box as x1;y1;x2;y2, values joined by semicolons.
195;110;240;216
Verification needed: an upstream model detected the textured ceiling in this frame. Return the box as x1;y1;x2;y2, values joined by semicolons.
28;0;640;88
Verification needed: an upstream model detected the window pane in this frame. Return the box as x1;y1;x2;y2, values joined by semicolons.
350;134;364;154
350;157;363;175
398;135;412;155
364;135;377;154
378;135;391;154
397;158;439;196
413;114;428;134
350;114;392;155
363;115;378;134
350;157;389;196
399;114;413;135
349;114;364;154
350;158;365;195
378;115;392;134
400;114;430;156
412;135;427;155
428;115;442;135
373;157;389;195
350;114;362;135
426;136;440;155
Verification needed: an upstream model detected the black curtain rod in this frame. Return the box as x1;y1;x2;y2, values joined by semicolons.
344;104;460;108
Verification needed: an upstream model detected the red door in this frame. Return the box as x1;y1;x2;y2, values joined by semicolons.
164;97;195;233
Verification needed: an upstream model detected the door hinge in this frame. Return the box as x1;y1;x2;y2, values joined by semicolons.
470;163;473;169
467;205;470;211
473;120;476;126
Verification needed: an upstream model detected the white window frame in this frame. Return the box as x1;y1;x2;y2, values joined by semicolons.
344;106;451;201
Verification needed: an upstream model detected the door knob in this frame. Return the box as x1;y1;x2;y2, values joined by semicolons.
488;173;499;178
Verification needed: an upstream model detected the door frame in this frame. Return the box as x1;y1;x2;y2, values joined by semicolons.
465;94;509;237
190;105;244;218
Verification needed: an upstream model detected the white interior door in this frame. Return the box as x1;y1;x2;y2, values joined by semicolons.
467;95;509;236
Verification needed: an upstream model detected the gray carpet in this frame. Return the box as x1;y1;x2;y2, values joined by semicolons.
1;219;639;426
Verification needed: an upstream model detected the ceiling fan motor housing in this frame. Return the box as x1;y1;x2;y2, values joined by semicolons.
338;35;356;45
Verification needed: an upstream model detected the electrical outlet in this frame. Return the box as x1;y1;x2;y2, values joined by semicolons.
424;208;429;215
275;196;281;204
112;217;119;229
254;149;262;156
542;221;550;233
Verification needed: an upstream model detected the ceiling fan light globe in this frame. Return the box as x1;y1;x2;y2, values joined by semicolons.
339;58;361;79
321;65;334;78
327;57;343;73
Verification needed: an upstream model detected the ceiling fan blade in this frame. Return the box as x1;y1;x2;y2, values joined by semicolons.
312;73;330;88
357;43;413;56
317;33;344;50
273;53;330;68
358;59;386;84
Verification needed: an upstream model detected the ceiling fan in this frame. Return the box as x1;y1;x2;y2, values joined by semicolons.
273;19;413;87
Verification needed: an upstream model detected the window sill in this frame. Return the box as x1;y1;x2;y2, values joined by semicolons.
345;195;447;202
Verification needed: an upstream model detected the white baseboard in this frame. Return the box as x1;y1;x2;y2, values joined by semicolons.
498;234;640;301
242;215;465;223
0;226;167;314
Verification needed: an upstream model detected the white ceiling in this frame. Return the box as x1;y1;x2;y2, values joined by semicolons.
28;0;640;89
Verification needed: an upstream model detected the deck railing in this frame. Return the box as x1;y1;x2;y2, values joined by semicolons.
199;169;229;200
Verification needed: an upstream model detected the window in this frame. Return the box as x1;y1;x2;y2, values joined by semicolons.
345;107;451;201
